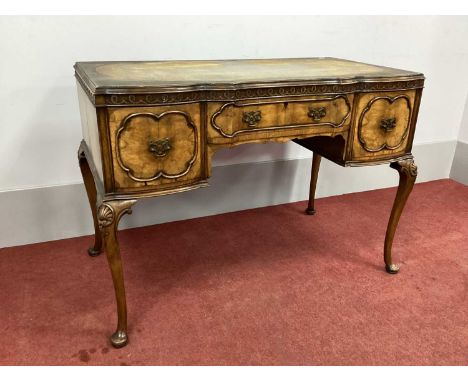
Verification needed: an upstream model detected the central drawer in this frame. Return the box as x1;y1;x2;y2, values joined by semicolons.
208;95;352;144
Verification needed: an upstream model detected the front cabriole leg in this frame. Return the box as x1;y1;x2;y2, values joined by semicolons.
98;199;137;348
384;158;418;274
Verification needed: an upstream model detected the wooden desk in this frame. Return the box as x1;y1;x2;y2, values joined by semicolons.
75;58;424;348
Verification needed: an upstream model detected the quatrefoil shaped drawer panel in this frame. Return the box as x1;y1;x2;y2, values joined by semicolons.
108;104;202;190
352;91;416;160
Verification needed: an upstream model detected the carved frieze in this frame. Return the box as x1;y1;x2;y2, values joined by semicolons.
94;79;425;107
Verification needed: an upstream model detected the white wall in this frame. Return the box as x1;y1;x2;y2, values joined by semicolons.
457;94;468;143
450;92;468;185
1;15;468;192
1;16;468;247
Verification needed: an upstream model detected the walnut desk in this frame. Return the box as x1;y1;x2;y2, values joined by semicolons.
75;58;424;348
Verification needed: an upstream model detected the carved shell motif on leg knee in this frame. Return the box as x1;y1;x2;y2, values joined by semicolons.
97;204;114;229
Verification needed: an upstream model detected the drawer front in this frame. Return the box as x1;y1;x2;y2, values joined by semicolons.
208;95;352;142
351;90;416;161
107;104;203;191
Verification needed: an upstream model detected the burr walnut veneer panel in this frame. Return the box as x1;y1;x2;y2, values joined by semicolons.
351;90;416;161
107;104;204;192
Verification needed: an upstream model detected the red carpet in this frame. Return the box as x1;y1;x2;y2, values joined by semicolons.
0;179;467;365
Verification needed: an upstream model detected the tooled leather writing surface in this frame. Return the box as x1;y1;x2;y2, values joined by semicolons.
75;57;423;92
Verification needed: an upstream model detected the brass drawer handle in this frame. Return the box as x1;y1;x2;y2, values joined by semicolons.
380;118;396;133
308;107;326;121
148;138;171;157
242;111;262;128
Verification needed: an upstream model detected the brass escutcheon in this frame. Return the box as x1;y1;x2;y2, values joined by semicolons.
242;110;262;128
148;138;171;157
308;107;327;121
380;118;397;133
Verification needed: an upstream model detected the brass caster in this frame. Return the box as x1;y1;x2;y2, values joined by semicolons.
385;264;400;274
111;330;128;348
305;208;316;215
87;247;102;257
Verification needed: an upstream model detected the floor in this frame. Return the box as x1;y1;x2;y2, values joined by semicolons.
0;179;467;365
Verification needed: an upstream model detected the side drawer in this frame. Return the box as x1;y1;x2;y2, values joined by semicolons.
107;104;204;192
208;95;352;143
351;90;417;161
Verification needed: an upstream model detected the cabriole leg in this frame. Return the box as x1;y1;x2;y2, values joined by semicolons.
384;158;418;274
306;152;322;215
98;199;137;348
78;149;103;257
